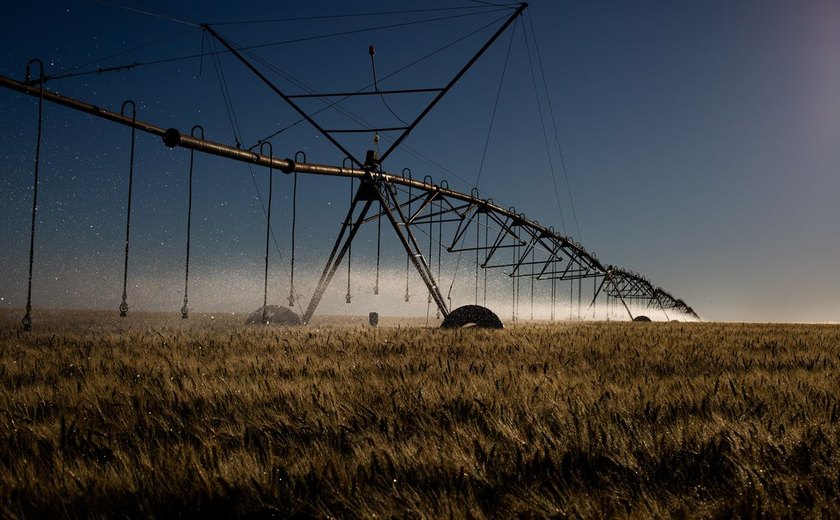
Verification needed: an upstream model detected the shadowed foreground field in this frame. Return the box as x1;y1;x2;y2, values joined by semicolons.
1;312;838;518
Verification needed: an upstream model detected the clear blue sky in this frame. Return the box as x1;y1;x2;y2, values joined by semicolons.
1;1;838;322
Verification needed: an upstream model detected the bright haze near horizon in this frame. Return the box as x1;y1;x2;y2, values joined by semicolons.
0;0;838;323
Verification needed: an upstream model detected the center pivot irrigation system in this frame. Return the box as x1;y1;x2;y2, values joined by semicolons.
3;3;698;330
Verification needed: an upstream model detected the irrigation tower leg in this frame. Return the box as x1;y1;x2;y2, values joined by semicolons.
588;273;635;320
376;182;450;318
301;189;374;324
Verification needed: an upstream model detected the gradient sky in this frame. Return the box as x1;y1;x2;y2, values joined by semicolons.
1;1;838;322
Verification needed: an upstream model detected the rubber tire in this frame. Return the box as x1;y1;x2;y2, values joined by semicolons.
632;315;652;322
441;305;504;329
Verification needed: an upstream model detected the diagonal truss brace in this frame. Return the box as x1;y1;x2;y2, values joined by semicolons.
201;24;365;168
377;181;450;316
301;176;450;324
301;185;375;324
201;4;528;168
380;3;528;162
589;272;635;320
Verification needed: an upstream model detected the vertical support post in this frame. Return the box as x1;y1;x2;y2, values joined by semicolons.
21;59;44;332
119;100;137;318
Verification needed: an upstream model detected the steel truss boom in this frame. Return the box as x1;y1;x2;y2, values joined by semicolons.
1;72;699;321
200;3;528;167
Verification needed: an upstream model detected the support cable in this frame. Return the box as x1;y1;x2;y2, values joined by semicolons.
474;19;516;188
369;45;408;126
204;25;364;166
96;0;200;27
470;0;520;6
209;37;244;147
218;10;510;57
198;31;207;76
213;5;508;26
247;13;509;150
58;28;196;81
21;59;44;332
380;3;527;163
229;16;535;222
520;21;566;234
527;12;582;241
42;8;509;90
209;43;303;316
444;218;468;308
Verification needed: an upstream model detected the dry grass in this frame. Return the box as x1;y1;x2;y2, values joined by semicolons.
0;311;838;518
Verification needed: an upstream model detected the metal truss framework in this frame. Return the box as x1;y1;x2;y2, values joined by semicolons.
0;1;699;324
2;69;699;323
318;174;702;322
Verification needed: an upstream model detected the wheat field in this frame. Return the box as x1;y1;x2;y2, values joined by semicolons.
0;311;838;518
